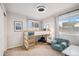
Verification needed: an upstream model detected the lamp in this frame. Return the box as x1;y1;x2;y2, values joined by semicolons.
37;6;46;13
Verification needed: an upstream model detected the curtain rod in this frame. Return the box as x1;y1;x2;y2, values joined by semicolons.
59;8;79;16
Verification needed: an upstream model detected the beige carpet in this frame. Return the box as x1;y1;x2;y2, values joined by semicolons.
4;44;64;56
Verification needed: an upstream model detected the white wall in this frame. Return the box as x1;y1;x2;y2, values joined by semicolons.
0;4;8;55
42;16;55;41
7;12;27;49
4;16;7;51
2;4;8;51
0;5;5;56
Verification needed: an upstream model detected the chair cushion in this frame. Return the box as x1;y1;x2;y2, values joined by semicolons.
54;44;61;48
53;44;65;51
61;42;67;47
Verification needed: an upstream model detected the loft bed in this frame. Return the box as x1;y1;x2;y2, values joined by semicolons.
23;30;51;49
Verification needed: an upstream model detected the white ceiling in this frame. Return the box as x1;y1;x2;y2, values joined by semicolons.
4;3;79;20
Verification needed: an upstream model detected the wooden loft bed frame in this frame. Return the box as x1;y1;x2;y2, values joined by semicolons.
23;30;51;50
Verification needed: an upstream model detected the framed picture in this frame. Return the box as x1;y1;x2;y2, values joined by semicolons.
14;21;23;32
28;20;40;30
32;21;39;28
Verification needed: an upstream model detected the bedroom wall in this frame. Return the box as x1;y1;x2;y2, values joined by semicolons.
7;12;27;49
2;4;8;51
0;5;6;55
42;16;55;41
4;16;8;51
0;4;8;55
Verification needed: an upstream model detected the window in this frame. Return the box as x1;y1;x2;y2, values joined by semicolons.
58;10;79;35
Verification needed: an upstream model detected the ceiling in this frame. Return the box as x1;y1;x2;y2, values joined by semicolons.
4;3;79;20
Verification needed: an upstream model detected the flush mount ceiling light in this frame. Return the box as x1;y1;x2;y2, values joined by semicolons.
37;6;46;13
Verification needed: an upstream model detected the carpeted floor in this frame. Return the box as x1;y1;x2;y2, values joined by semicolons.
4;44;64;56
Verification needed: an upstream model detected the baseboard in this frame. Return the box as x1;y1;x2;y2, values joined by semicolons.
7;44;23;50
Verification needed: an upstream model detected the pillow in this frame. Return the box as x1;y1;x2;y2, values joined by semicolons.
61;42;67;47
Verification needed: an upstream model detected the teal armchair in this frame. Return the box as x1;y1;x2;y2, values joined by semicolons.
51;38;69;52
